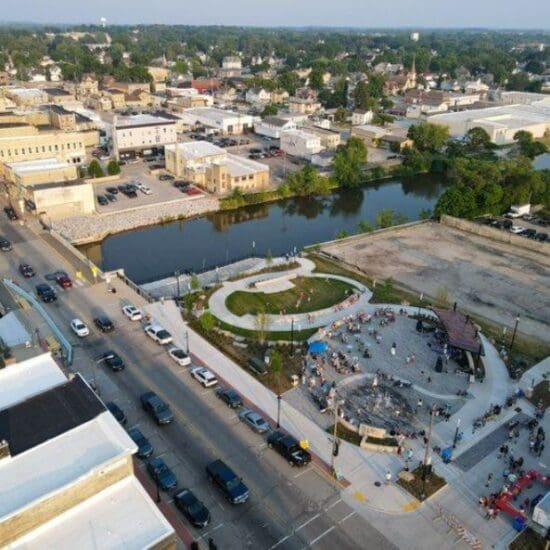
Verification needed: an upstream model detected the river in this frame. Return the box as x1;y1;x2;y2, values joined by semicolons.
80;175;449;284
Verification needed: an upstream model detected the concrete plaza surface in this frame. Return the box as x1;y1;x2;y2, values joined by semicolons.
146;298;547;549
321;221;550;342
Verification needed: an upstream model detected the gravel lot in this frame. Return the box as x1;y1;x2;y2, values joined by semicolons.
321;221;550;342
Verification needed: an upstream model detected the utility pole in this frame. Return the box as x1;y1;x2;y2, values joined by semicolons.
510;315;520;354
421;404;436;500
330;398;339;475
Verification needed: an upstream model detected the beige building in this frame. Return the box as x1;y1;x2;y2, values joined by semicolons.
165;141;269;195
44;87;75;104
4;87;47;107
0;354;175;549
306;126;341;149
4;157;78;186
288;97;322;115
77;73;99;97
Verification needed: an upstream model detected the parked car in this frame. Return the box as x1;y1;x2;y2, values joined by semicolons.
168;346;191;366
535;232;548;242
206;459;249;504
174;489;211;528
128;427;153;459
94;316;115;332
186;187;202;196
55;272;72;289
19;263;35;277
70;318;89;337
106;186;119;195
140;391;174;425
147;457;177;491
24;198;36;211
105;192;117;203
106;401;127;424
520;228;537;238
4;206;17;220
0;237;12;252
267;430;311;467
173;180;190;190
247;357;267;376
190;367;218;388
238;408;269;434
100;351;125;371
122;304;143;321
36;283;57;303
144;324;173;345
215;387;242;409
510;226;526;234
97;195;109;206
159;174;174;181
136;182;153;195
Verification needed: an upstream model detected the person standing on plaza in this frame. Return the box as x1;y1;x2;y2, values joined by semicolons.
485;473;493;488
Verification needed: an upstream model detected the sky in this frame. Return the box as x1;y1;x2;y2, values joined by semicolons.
2;0;549;29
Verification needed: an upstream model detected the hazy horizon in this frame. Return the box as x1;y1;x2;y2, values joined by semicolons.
2;0;549;30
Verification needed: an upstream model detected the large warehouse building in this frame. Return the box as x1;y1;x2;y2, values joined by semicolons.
430;99;550;145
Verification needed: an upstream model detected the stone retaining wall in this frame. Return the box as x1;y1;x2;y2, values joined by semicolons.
441;215;549;254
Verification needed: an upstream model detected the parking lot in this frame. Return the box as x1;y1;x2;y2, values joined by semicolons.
92;160;206;214
477;214;549;242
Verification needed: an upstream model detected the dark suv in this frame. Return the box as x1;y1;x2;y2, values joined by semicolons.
215;387;242;408
140;391;174;425
206;459;249;504
94;316;115;332
36;283;57;303
267;431;311;467
128;427;153;459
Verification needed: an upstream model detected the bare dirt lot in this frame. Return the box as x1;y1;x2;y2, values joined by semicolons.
321;222;550;342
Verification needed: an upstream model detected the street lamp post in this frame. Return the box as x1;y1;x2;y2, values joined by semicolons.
290;318;295;357
510;315;520;354
453;418;461;449
330;397;340;475
276;394;282;428
421;404;437;500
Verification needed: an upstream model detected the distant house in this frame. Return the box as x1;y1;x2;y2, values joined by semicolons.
254;116;296;139
288;97;322;115
246;87;271;105
270;89;289;104
352;110;373;126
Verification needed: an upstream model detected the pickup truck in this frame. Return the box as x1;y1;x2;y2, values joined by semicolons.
267;431;311;467
206;459;249;504
144;324;173;345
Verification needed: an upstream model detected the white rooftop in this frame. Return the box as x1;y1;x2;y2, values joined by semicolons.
225;153;268;177
0;412;136;521
281;128;322;140
6;88;46;98
166;140;225;159
115;114;175;128
182;107;251;122
353;124;388;136
5;157;71;174
8;477;174;550
0;353;66;412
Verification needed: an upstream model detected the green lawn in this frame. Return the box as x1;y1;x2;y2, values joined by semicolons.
225;276;355;316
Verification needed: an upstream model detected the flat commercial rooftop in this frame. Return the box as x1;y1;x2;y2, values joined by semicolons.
0;352;66;412
115;114;175;128
6;157;71;173
321;221;550;342
9;477;174;550
225;153;268;176
166;140;224;159
0;411;136;520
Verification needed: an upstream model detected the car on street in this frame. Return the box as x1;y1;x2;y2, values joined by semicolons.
206;459;249;504
25;199;36;211
520;228;537;238
4;206;17;220
127;427;153;459
100;351;125;371
173;180;190;190
168;346;191;366
136;182;153;195
158;174;174;181
185;187;202;196
147;457;177;491
144;324;173;345
510;226;526;234
267;430;311;467
94;315;115;332
97;195;109;206
174;489;211;528
215;387;242;408
0;237;12;252
535;232;548;242
70;318;90;337
36;283;57;303
122;304;143;321
140;391;174;425
19;263;35;278
106;186;119;195
106;401;127;424
105;192;117;203
55;272;72;289
190;367;218;388
238;408;270;434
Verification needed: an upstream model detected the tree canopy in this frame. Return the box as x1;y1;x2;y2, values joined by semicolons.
333;137;367;188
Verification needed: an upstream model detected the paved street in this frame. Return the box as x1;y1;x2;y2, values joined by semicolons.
0;219;394;549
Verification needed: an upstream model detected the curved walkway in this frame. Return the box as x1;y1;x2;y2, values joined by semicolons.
208;257;373;331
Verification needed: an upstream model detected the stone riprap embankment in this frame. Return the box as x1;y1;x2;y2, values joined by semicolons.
52;196;219;244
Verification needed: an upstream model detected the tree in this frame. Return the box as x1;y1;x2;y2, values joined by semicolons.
87;159;104;178
407;122;450;153
434;186;478;219
278;70;300;95
357;220;373;233
190;274;201;292
334;107;347;124
336;230;349;239
513;130;548;159
270;349;282;394
261;104;279;118
418;208;432;220
309;68;324;90
353;80;377;111
464;127;495;155
173;60;189;74
333;137;367;188
374;209;407;228
199;311;216;332
255;308;268;343
107;159;121;175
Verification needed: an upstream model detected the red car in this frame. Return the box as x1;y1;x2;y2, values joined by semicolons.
55;273;72;289
186;187;202;196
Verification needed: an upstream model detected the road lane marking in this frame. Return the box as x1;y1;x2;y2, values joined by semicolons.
269;534;292;549
199;522;225;539
338;511;356;523
325;498;343;511
295;512;321;532
309;526;335;546
293;467;312;479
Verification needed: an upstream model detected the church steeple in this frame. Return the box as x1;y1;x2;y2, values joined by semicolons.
410;54;417;88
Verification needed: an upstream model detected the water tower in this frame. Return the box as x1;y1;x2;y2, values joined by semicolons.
100;17;107;28
410;32;420;42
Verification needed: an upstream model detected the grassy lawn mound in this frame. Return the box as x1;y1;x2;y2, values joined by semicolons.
510;527;546;550
225;276;356;316
396;465;447;501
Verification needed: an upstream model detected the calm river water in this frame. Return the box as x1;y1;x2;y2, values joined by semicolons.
80;175;449;284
